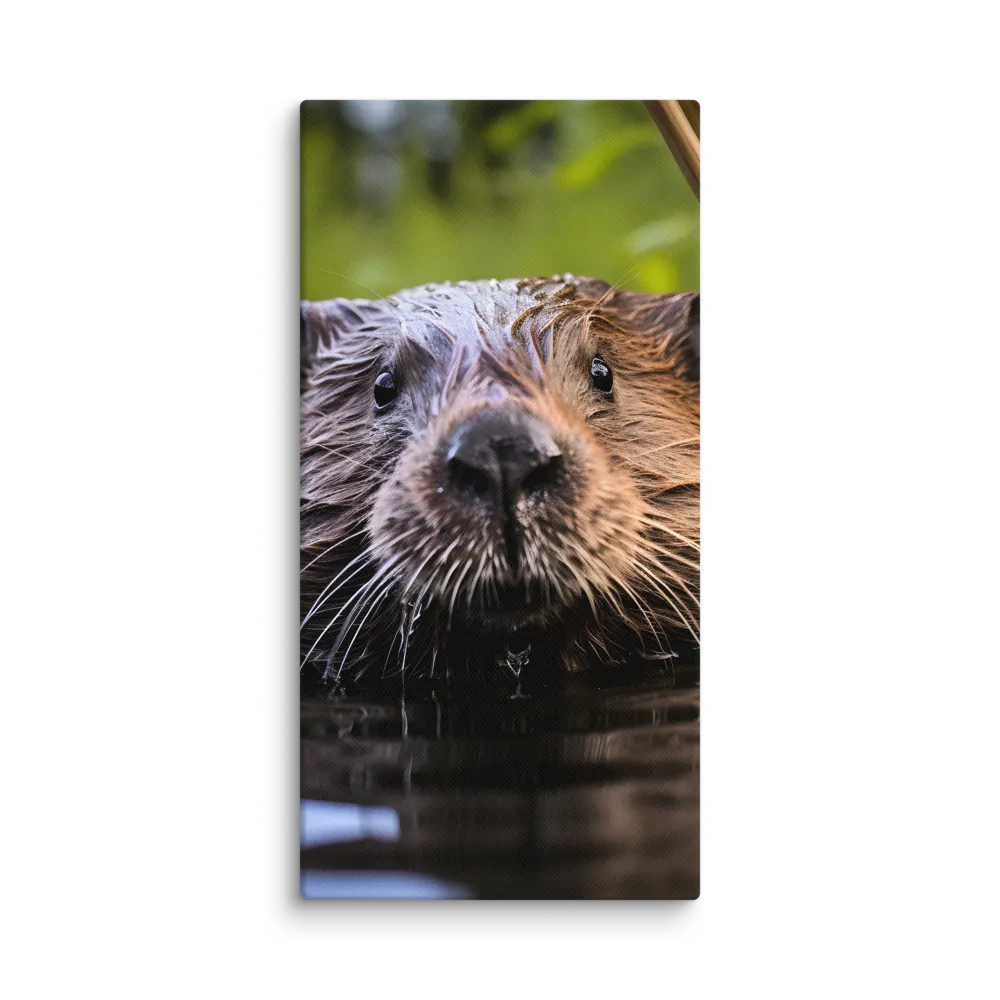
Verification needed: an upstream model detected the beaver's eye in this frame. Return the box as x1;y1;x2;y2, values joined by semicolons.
590;356;613;393
373;369;397;409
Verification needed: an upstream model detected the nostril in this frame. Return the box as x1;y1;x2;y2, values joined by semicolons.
447;454;498;499
445;410;562;507
519;452;562;495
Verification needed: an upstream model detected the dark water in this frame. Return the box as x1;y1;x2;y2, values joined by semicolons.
300;670;699;899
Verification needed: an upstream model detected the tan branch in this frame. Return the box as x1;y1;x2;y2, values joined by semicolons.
643;100;700;201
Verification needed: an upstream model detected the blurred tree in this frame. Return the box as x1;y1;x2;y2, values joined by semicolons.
300;100;699;301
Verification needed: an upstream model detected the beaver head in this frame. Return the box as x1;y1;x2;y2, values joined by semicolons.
300;276;699;688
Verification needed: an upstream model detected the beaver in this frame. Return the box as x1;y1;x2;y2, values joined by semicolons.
300;275;699;690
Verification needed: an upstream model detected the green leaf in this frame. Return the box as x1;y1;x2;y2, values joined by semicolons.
556;125;661;190
626;216;696;255
635;253;681;293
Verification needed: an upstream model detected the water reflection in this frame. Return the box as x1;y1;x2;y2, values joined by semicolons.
300;674;699;899
300;800;400;848
301;870;471;900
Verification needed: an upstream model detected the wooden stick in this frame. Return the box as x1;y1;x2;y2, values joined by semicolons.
644;100;700;201
678;100;700;139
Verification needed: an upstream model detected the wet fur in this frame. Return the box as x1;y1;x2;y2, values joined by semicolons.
300;276;699;690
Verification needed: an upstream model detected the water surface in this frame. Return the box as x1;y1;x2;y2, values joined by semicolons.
301;669;699;899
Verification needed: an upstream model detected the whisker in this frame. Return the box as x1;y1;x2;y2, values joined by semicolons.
637;516;701;553
300;550;374;630
300;526;369;574
446;558;477;630
333;581;395;683
630;562;700;642
300;556;402;669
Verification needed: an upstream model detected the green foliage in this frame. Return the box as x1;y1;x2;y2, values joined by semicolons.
555;123;662;189
301;100;698;302
484;100;562;153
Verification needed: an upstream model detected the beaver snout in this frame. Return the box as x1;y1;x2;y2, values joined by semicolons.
445;409;563;510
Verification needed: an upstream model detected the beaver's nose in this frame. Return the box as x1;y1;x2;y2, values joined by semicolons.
446;410;563;508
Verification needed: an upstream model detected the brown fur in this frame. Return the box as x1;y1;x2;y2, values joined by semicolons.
300;276;699;689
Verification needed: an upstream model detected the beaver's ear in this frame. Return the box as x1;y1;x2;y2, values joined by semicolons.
608;290;700;381
300;297;398;371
